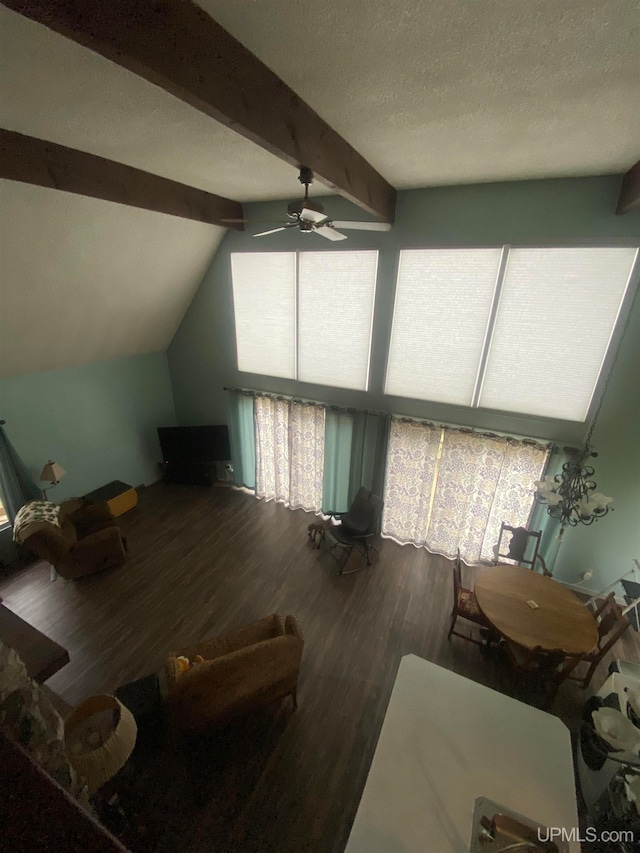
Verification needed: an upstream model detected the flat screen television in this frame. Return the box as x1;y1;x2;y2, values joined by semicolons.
158;425;231;485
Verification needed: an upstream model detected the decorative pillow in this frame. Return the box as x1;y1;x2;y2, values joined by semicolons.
0;640;90;806
13;500;60;544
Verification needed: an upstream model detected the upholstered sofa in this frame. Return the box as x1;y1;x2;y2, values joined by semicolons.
14;499;127;580
165;614;304;733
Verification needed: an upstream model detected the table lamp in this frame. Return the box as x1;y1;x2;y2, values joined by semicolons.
65;694;137;796
39;460;66;500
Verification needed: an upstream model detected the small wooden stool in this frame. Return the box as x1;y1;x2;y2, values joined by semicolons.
307;523;326;549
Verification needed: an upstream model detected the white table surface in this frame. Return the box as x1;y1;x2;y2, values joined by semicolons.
345;655;579;853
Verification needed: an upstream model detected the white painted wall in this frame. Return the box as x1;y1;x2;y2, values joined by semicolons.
0;181;223;378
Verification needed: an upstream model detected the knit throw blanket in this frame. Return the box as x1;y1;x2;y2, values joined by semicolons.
13;501;60;544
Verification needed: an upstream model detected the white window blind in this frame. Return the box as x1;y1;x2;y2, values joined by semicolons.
479;248;638;421
231;252;296;379
385;249;503;404
298;251;378;390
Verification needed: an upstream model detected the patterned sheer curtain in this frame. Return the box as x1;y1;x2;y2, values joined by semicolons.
383;417;550;564
254;395;325;512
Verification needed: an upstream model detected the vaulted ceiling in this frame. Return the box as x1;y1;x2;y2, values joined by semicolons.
1;1;639;379
203;0;640;187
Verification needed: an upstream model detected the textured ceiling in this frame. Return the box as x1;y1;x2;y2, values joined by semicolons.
2;1;638;199
200;0;640;187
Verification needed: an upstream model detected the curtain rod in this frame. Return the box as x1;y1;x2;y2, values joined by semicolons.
224;385;389;417
393;415;553;448
223;386;573;450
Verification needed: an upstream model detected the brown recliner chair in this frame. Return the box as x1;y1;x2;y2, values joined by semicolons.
165;614;304;733
18;500;127;580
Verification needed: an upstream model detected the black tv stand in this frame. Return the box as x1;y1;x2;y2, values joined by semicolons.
162;461;214;486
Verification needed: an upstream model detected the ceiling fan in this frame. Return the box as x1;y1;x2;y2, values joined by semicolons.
222;167;392;241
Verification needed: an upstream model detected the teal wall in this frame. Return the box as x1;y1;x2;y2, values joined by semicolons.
0;351;176;503
551;293;640;591
167;175;640;588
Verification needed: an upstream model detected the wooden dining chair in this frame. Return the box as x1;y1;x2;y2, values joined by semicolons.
447;550;491;645
494;523;552;576
504;642;572;709
558;592;631;689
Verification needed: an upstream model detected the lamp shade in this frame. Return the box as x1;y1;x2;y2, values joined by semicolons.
65;694;137;795
39;460;66;484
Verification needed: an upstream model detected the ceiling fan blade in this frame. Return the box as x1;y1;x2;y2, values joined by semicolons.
315;225;348;242
330;220;392;232
253;227;289;237
221;219;286;224
300;207;328;224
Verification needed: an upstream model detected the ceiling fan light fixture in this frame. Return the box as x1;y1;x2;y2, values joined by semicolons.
240;168;393;240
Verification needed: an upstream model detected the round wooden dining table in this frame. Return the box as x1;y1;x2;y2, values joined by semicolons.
474;565;598;655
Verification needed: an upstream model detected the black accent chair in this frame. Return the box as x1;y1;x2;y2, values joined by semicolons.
324;487;384;575
494;522;552;576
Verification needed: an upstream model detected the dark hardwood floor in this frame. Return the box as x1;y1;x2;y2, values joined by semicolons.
1;483;638;853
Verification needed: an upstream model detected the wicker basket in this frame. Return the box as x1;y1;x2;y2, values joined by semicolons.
64;694;137;795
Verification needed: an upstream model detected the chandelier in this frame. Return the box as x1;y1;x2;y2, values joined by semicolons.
534;448;613;528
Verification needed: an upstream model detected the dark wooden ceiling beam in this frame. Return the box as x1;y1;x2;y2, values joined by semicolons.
0;128;244;228
616;160;640;215
2;0;396;223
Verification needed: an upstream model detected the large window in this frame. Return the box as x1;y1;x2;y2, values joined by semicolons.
386;246;637;421
231;251;378;391
231;252;296;380
231;388;551;566
385;249;503;405
382;417;550;563
478;248;636;420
